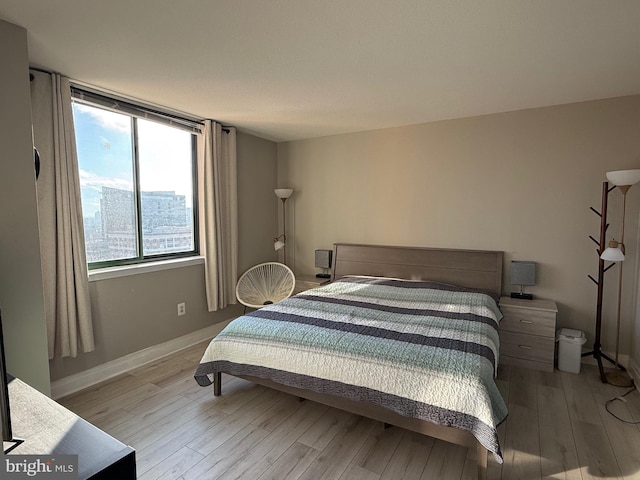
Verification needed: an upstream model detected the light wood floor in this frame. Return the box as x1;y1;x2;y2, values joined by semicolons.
58;340;640;480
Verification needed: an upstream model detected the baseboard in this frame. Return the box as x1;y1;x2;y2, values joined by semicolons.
50;319;232;400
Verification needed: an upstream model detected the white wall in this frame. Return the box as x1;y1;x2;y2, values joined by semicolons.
0;19;50;394
278;95;640;361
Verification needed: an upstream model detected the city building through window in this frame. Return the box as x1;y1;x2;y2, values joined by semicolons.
71;92;199;268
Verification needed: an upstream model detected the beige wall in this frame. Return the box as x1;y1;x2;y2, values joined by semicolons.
237;132;279;271
0;20;51;394
278;95;640;362
49;130;278;381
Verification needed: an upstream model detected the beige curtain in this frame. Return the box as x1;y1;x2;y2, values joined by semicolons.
201;120;238;311
30;70;94;358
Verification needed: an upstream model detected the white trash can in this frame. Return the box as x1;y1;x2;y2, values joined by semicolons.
556;328;587;374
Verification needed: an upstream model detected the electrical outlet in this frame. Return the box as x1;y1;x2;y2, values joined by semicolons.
177;302;186;316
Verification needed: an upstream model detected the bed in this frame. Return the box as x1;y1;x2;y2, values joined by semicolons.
194;243;507;479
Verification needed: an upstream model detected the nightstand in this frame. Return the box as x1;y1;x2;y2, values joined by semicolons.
293;275;330;294
498;296;558;372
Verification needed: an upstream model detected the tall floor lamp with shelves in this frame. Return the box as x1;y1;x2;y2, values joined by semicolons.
588;169;640;386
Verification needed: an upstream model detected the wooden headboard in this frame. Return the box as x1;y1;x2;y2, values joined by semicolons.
331;243;503;298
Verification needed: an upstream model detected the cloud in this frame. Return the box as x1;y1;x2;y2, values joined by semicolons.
79;169;132;192
74;103;130;134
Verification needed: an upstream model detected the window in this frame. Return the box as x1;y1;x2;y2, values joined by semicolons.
71;90;199;268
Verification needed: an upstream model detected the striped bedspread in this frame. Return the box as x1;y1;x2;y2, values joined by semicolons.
194;276;508;462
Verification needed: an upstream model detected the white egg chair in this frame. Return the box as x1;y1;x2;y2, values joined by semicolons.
236;262;296;312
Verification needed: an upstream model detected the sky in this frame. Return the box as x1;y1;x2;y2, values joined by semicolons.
72;103;194;218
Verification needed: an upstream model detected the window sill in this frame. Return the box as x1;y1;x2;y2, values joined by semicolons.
88;256;205;282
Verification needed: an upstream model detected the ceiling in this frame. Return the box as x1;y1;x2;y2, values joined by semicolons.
1;1;639;142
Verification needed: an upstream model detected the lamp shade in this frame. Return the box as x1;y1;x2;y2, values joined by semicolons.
606;170;640;187
511;261;536;286
274;189;293;199
601;240;625;262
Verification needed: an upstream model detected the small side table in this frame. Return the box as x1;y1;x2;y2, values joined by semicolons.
498;296;558;372
293;275;330;295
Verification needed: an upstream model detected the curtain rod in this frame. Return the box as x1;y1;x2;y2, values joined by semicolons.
29;67;231;133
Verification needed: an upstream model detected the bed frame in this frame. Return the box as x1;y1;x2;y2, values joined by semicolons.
331;243;502;296
213;243;504;480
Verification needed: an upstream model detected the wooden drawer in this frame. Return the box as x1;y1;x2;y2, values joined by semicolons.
499;354;554;372
500;306;556;338
500;330;555;363
498;297;557;372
